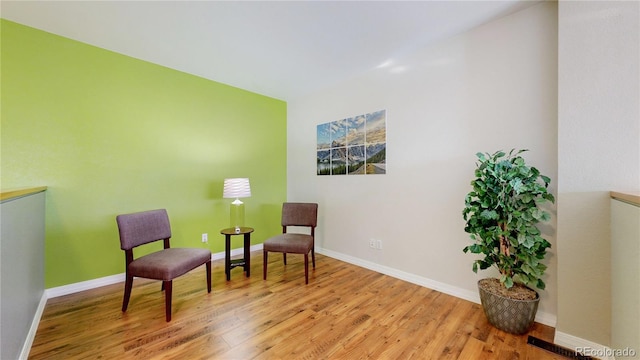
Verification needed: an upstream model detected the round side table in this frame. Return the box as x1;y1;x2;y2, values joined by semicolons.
220;227;254;280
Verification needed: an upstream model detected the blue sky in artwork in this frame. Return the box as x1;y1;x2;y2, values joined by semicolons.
366;110;386;131
331;119;347;139
317;123;331;149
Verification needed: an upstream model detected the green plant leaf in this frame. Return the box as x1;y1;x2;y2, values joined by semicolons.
502;276;514;289
523;237;535;249
467;244;483;253
479;260;492;270
481;210;498;220
540;211;551;222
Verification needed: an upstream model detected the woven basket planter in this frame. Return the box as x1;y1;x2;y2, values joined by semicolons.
478;279;540;335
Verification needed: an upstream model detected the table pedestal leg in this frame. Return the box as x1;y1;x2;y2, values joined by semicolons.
244;232;251;277
225;235;231;281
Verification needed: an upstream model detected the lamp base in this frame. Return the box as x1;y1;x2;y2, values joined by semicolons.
230;202;245;230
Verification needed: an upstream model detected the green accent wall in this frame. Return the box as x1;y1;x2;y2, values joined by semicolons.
1;20;287;288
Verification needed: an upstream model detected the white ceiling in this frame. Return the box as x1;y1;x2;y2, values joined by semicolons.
1;1;540;101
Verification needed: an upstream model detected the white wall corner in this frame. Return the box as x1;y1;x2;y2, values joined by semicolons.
317;247;556;328
19;292;47;360
554;331;616;360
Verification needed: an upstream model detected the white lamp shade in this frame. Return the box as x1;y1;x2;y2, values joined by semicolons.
223;178;251;199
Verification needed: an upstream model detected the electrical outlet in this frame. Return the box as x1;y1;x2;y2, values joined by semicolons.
376;239;382;250
202;233;208;243
369;239;376;248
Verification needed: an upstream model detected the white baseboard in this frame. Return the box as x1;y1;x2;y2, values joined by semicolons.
555;331;615;360
45;244;264;298
19;292;48;360
211;244;263;261
46;273;126;298
316;247;556;328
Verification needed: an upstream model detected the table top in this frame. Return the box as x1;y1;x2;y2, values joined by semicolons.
220;227;254;235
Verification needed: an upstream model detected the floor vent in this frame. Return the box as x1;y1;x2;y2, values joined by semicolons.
527;336;594;359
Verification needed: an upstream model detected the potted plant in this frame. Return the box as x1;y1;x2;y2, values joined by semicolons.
462;149;555;334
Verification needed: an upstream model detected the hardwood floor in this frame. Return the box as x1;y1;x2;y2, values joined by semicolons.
29;252;568;359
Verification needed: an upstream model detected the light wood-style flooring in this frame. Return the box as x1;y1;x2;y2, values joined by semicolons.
29;252;567;359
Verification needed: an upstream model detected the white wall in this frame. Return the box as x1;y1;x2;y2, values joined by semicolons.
288;2;558;320
557;0;640;347
611;198;640;356
1;191;46;360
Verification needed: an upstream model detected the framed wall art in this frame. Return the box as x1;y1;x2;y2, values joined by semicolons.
317;109;386;175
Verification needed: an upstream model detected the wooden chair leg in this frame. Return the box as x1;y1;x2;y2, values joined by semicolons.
263;250;268;280
312;248;316;268
122;274;133;312
164;280;172;322
283;253;287;265
206;261;212;293
304;253;309;284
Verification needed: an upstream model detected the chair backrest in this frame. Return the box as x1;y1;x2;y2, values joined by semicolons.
116;209;172;250
281;202;318;228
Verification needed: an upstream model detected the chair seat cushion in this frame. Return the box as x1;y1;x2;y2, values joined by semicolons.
129;248;211;281
263;233;313;254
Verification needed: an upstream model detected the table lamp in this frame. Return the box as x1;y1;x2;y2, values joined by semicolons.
223;178;251;232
